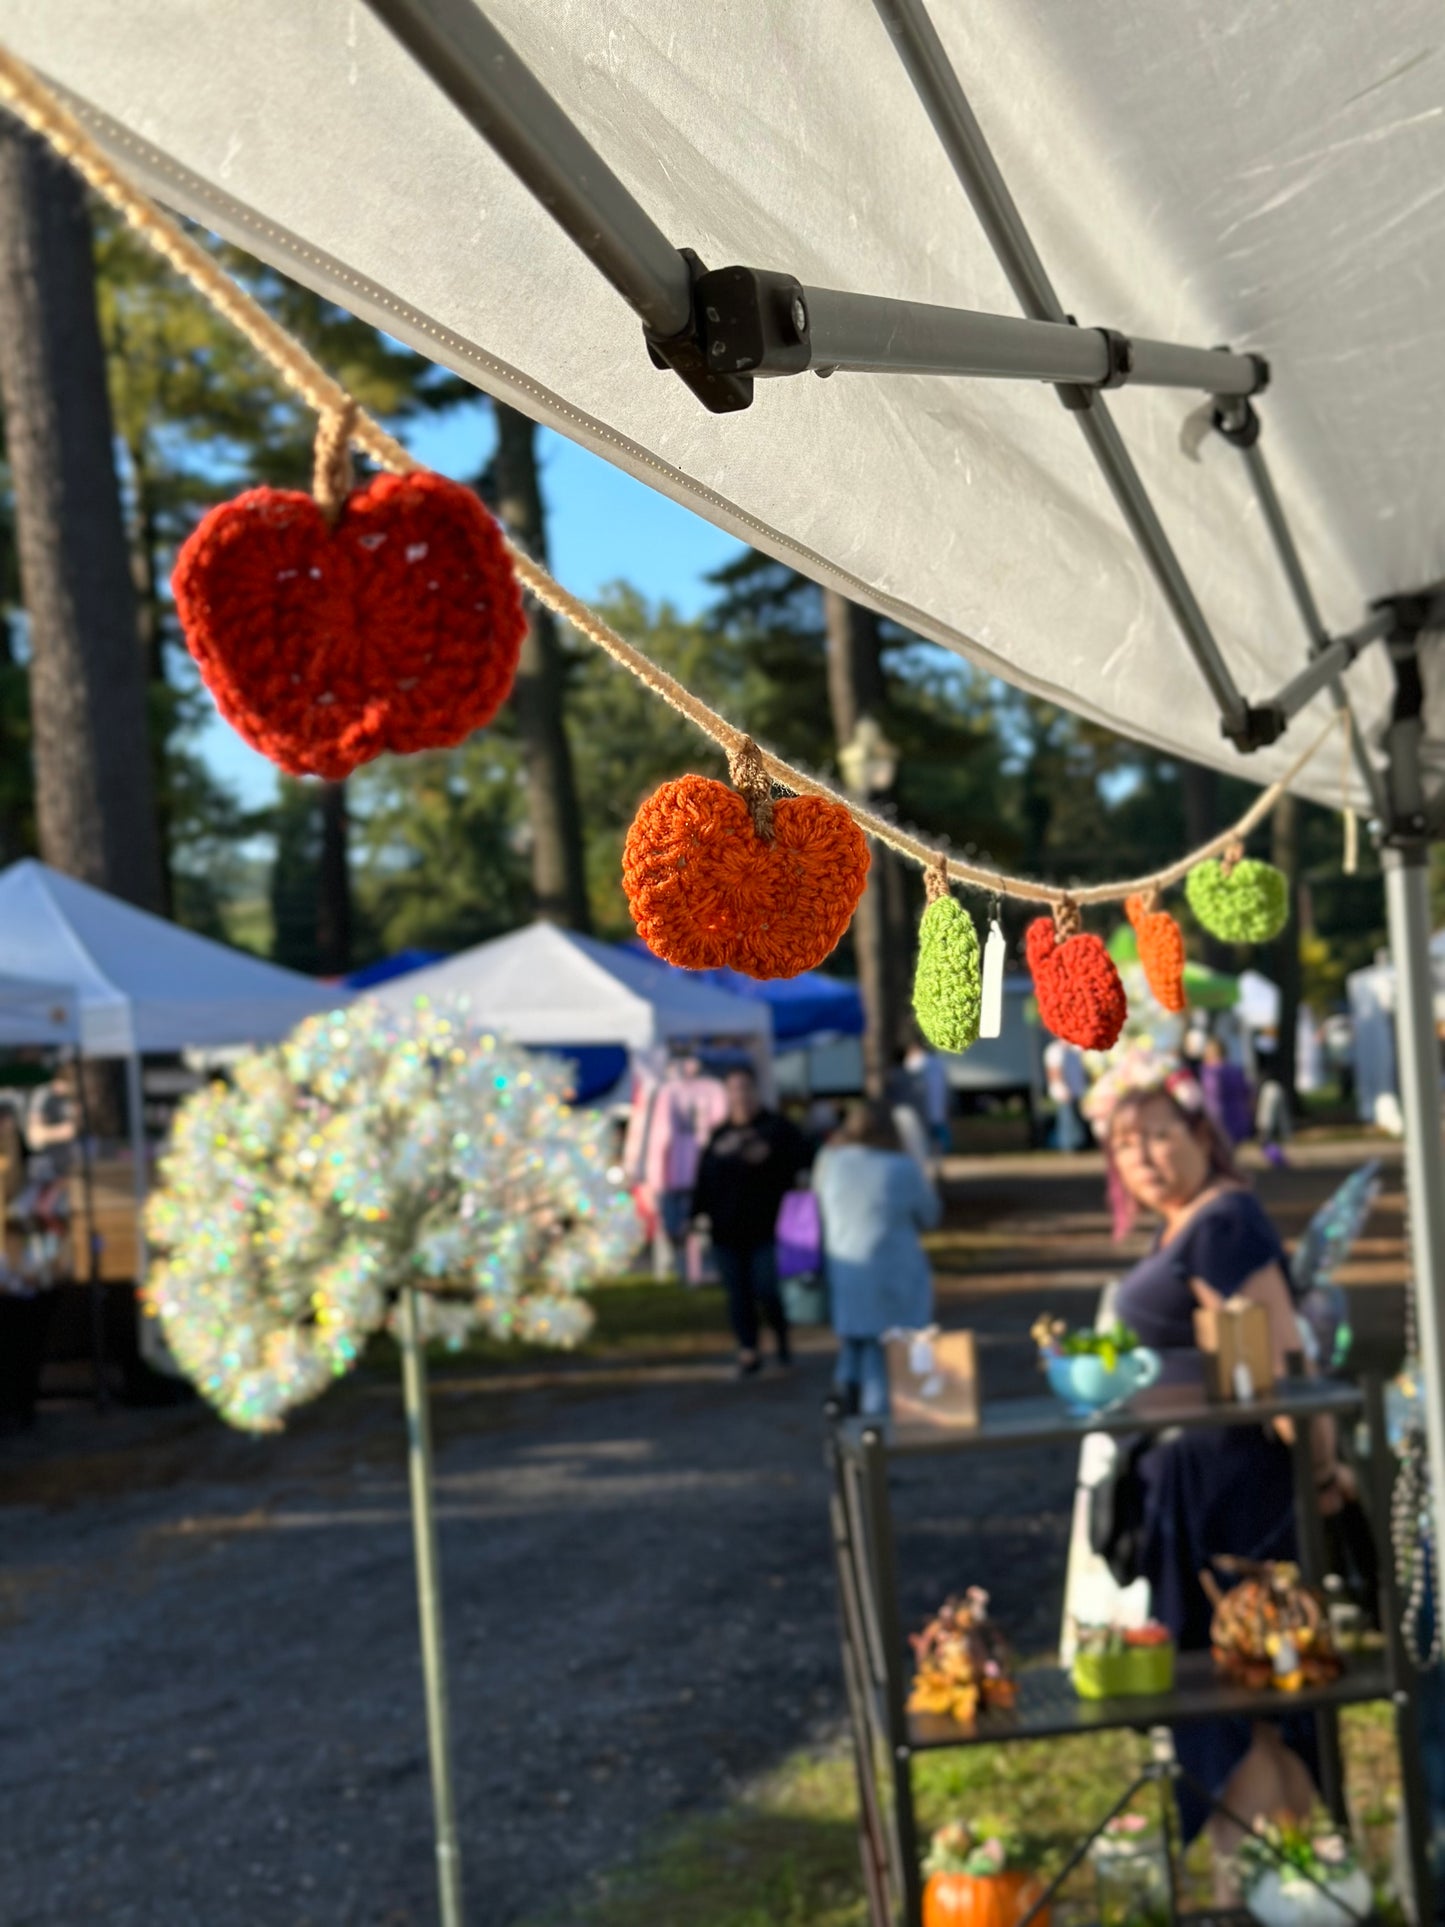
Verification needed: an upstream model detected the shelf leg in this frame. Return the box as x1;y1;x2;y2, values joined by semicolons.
861;1426;921;1926
1290;1418;1346;1822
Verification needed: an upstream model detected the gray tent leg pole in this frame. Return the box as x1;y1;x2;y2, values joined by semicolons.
398;1285;465;1927
1383;849;1445;1594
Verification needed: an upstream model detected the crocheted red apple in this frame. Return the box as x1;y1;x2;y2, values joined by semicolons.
172;471;526;780
1025;915;1127;1050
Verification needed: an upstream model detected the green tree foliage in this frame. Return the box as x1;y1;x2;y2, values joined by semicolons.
349;741;530;959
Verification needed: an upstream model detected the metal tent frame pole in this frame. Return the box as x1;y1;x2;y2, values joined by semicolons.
398;1284;466;1927
1383;843;1445;1578
865;0;1249;737
362;0;1406;760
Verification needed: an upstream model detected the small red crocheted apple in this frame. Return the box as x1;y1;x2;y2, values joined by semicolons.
172;470;525;781
1026;909;1127;1050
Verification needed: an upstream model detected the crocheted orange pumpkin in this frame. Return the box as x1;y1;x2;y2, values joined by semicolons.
622;766;869;979
173;470;525;780
1126;892;1186;1014
1025;913;1127;1050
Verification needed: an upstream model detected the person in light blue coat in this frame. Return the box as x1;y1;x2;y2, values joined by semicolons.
813;1100;942;1416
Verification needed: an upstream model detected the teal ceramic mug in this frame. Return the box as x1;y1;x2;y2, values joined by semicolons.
1046;1347;1162;1416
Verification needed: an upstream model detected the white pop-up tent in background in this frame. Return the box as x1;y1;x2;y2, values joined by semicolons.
375;919;775;1082
5;5;1445;1920
0;859;343;1328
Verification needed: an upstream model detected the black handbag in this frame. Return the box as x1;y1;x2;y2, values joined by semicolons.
1087;1434;1152;1588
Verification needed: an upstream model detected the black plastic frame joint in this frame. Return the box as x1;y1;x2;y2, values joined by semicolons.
1374;588;1445;642
1093;327;1132;388
643;249;756;414
1213;397;1261;449
1221;702;1287;752
693;264;812;379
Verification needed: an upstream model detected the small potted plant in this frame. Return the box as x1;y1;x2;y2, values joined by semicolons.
1071;1620;1175;1699
1236;1815;1370;1927
922;1818;1051;1927
1090;1813;1171;1927
1031;1316;1161;1416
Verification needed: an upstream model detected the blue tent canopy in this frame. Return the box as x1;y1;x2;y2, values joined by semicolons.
344;948;445;990
620;941;863;1044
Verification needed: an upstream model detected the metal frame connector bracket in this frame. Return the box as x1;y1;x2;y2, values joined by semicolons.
642;250;759;414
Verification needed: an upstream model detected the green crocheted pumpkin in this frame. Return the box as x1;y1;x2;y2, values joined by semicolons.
913;895;982;1053
1185;856;1289;945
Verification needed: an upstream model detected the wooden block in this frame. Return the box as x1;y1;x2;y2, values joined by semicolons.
886;1328;980;1430
1194;1299;1274;1401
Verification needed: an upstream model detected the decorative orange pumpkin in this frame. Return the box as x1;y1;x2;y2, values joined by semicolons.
1025;904;1127;1050
621;741;869;979
1125;891;1186;1014
923;1870;1050;1927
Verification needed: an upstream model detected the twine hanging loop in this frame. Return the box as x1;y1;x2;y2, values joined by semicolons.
1053;896;1082;940
312;402;358;525
727;736;775;841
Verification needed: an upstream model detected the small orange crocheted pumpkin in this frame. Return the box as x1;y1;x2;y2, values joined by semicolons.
1025;910;1127;1051
173;470;525;780
622;749;869;979
1126;892;1186;1014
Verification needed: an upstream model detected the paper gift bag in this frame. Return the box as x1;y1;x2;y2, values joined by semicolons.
885;1326;980;1430
1194;1299;1274;1401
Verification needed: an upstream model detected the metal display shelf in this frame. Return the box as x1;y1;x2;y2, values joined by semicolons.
827;1375;1432;1927
901;1648;1393;1752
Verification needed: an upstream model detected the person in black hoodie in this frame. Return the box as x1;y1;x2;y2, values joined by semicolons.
692;1066;810;1376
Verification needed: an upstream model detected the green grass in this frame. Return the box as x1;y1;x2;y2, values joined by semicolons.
523;1709;1403;1927
362;1274;732;1380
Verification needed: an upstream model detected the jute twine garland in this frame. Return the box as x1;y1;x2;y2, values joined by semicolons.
0;44;1357;912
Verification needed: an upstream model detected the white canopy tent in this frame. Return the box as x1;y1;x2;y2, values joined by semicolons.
0;860;342;1057
0;859;344;1290
1348;932;1445;1128
0;968;78;1048
7;6;1445;1915
373;921;774;1077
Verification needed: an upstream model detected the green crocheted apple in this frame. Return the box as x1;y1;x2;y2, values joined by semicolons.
1185;850;1288;944
912;881;982;1054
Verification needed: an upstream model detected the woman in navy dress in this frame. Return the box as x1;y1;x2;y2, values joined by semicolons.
1087;1057;1355;1875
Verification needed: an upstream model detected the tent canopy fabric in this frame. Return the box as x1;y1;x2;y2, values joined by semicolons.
7;1;1441;812
620;940;864;1043
0;861;341;1055
343;948;446;991
0;968;80;1048
372;920;774;1053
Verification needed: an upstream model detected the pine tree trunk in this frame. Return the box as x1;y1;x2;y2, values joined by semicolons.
824;590;908;1095
127;448;174;917
315;780;352;976
490;404;591;931
1270;792;1301;1105
0;121;163;911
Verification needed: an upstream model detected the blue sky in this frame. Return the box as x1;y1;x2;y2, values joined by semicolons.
197;404;746;809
